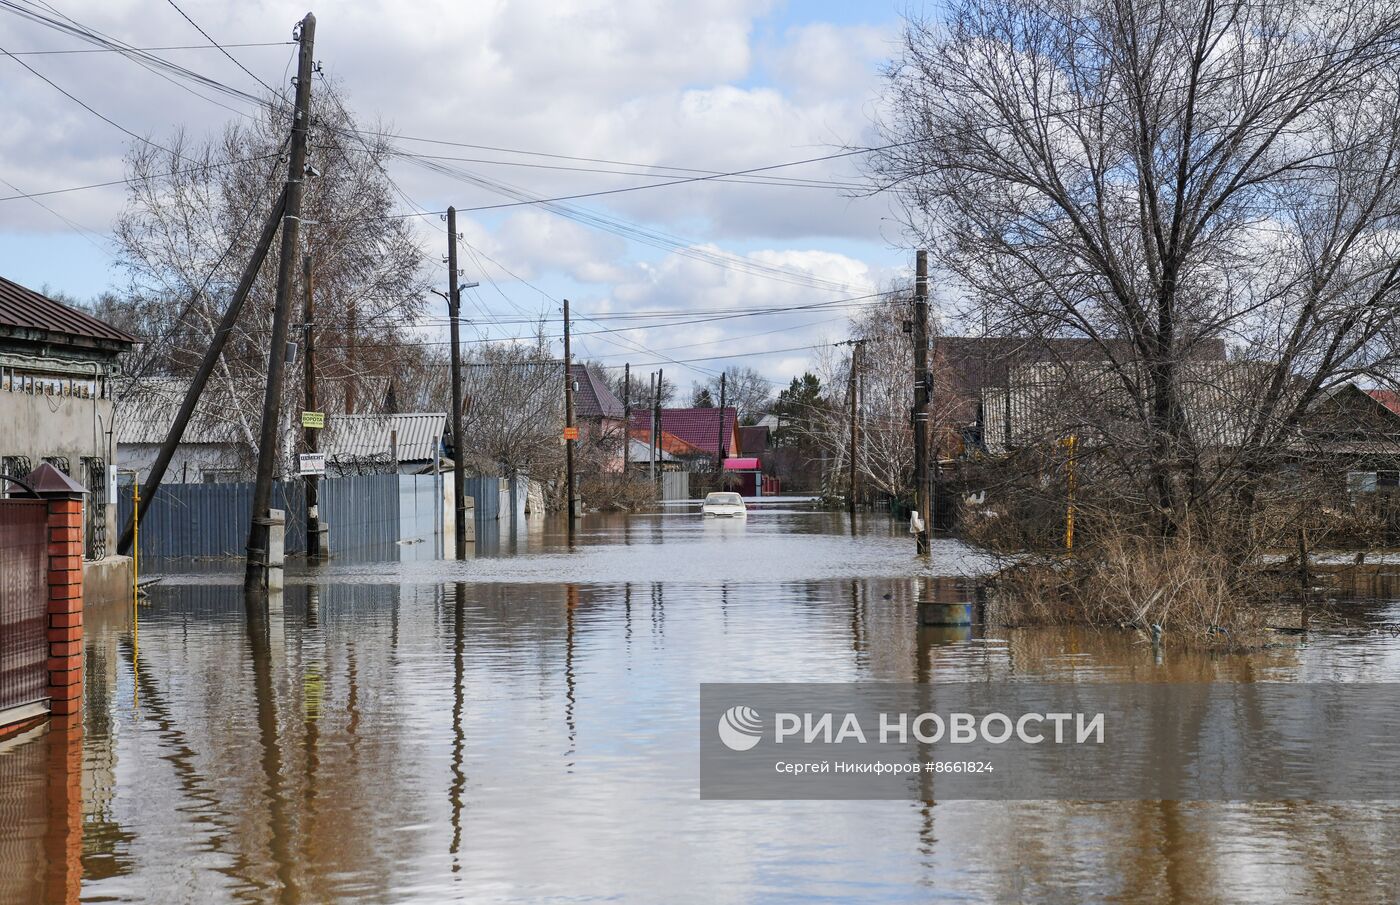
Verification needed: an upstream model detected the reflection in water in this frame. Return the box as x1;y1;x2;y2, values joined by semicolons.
247;592;297;903
449;583;466;874
1;511;1399;902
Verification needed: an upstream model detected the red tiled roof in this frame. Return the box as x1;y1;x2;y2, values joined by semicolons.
570;364;625;419
630;407;737;457
724;457;761;470
0;275;136;352
1367;389;1400;415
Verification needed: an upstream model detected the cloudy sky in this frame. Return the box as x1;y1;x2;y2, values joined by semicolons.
0;0;923;392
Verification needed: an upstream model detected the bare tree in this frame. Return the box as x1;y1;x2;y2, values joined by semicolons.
809;293;962;499
111;79;427;471
460;338;564;479
698;366;774;423
874;0;1400;542
598;365;678;411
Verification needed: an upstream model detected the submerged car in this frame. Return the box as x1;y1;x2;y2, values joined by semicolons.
701;491;747;518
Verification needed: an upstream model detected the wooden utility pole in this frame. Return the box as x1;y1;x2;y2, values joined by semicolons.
715;372;727;473
648;372;657;483
245;12;316;592
302;251;325;558
447;206;468;559
653;369;663;495
847;339;864;518
622;363;631;468
116;187;287;556
913;249;931;555
563;299;578;530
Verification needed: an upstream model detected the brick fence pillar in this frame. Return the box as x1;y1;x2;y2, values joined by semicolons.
46;495;84;717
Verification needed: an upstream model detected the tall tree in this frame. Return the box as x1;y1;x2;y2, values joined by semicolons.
875;0;1400;540
700;366;773;423
111;79;427;468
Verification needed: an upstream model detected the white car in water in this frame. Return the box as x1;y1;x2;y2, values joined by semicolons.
701;491;747;518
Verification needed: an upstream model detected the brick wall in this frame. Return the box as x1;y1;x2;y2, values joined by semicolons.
46;497;83;717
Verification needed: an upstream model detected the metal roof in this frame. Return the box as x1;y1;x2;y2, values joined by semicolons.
0;276;136;352
626;437;680;463
322;413;446;463
114;378;256;445
629;407;737;457
570;364;625;419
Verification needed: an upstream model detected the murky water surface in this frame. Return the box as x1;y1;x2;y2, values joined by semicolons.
3;510;1400;903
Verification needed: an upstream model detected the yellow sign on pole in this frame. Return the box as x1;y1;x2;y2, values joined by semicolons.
562;426;579;441
300;411;325;429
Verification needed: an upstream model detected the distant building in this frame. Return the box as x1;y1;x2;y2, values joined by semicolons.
570;364;628;471
629;406;739;469
0;276;135;561
321;412;447;475
115;375;396;483
939;335;1227;452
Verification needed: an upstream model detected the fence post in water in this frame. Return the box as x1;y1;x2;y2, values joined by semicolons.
1297;527;1310;592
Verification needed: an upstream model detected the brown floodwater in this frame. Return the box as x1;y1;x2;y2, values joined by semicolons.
2;509;1399;903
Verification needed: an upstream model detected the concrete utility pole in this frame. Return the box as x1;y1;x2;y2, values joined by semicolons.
912;249;931;555
245;12;316;592
714;372;727;473
302;251;325;558
447;206;468;559
563;299;578;530
116;187;287;556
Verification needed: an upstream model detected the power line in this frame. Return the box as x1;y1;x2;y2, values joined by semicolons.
0;39;187;158
2;40;290;54
161;0;276;94
0;153;286;203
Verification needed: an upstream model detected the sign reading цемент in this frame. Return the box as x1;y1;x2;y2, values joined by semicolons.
298;453;325;476
700;683;1400;800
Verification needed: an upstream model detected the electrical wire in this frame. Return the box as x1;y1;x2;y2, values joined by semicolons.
160;0;276;94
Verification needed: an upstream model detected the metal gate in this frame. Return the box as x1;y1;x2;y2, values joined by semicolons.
0;499;49;716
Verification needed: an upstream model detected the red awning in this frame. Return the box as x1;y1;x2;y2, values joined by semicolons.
723;457;761;470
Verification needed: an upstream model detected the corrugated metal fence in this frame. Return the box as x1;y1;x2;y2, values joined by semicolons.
660;471;689;501
117;474;443;559
464;475;500;523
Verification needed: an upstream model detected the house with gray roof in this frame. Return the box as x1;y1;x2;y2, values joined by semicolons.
0;275;135;565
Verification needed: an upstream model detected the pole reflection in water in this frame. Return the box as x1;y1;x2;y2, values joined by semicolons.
564;583;578;767
246;588;299;904
300;585;323;879
449;582;466;873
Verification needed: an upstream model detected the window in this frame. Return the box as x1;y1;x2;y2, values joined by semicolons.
1348;471;1379;494
82;457;106;560
1;455;31;479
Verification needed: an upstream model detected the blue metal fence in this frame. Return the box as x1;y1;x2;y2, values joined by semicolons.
117;473;437;559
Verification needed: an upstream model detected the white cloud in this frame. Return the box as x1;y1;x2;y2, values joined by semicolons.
0;0;907;376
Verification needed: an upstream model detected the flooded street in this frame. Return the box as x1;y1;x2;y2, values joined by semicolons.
3;509;1400;903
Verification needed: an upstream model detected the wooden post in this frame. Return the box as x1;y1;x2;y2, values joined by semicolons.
912;250;931;554
246;13;317;593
